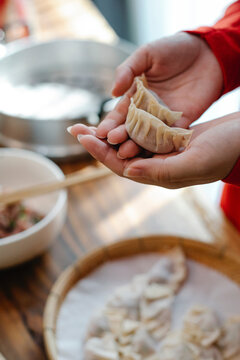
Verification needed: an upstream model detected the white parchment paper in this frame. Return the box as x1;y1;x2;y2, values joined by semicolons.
56;254;240;360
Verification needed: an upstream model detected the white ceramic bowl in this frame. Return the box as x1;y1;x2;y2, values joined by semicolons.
0;148;67;269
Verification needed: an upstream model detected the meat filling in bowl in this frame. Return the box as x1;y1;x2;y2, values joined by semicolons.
0;203;43;238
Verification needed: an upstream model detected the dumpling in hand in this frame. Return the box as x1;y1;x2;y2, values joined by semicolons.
133;76;182;126
183;306;221;347
126;99;192;154
84;334;119;360
217;316;240;359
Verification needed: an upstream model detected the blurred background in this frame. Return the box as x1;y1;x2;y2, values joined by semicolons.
1;0;238;120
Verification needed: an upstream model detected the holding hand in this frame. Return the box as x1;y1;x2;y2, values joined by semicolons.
69;106;240;188
68;32;240;189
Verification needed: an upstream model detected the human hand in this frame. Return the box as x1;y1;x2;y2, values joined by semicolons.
98;31;222;130
75;32;223;160
68;112;240;189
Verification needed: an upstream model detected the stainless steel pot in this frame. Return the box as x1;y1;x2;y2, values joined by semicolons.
0;38;134;161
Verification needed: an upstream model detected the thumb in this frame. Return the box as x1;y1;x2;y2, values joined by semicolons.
112;45;152;97
123;150;200;189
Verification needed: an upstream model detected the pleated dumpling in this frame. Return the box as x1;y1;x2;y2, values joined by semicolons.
217;316;240;359
85;312;111;340
84;334;119;360
183;306;221;347
146;247;187;293
155;332;199;360
148;332;223;360
106;282;141;321
131;327;156;357
199;347;223;360
126;99;192;154
133;76;182;126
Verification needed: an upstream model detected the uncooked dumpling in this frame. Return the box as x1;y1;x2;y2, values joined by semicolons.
140;296;172;341
118;319;140;346
126;99;192;154
151;332;222;360
217;316;240;359
118;346;141;360
133;77;182;126
155;332;199;360
106;283;141;321
104;307;126;336
84;334;119;360
141;296;173;321
183;306;221;347
143;283;174;301
146;247;187;293
85;312;111;340
199;347;223;360
131;327;156;356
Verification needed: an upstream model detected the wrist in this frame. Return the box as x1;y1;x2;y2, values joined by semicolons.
185;30;224;96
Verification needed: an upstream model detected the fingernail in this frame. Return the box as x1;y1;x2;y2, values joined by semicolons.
96;130;106;139
111;85;117;96
117;153;125;159
67;126;73;134
108;138;118;145
123;168;142;178
123;168;130;177
77;134;83;142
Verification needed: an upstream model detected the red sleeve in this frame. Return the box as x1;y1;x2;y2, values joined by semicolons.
220;183;240;232
187;1;240;189
223;158;240;185
186;0;240;95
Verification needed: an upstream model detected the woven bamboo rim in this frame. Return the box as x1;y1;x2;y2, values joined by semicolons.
43;235;240;360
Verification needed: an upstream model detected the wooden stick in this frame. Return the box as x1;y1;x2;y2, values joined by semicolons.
0;167;112;206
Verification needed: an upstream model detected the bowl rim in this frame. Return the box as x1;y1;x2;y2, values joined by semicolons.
0;148;67;246
0;37;136;62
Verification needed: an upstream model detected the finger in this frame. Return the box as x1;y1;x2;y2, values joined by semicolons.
117;139;141;159
67;124;96;138
79;135;126;175
96;95;130;139
172;116;192;129
107;124;128;145
112;45;151;97
123;148;202;188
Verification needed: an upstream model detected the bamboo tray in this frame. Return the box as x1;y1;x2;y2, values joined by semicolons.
43;235;240;360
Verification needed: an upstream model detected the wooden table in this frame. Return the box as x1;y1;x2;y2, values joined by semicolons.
0;159;240;360
1;1;240;359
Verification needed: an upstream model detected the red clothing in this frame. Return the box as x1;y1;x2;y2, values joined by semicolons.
221;184;240;231
187;1;240;230
187;1;240;95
